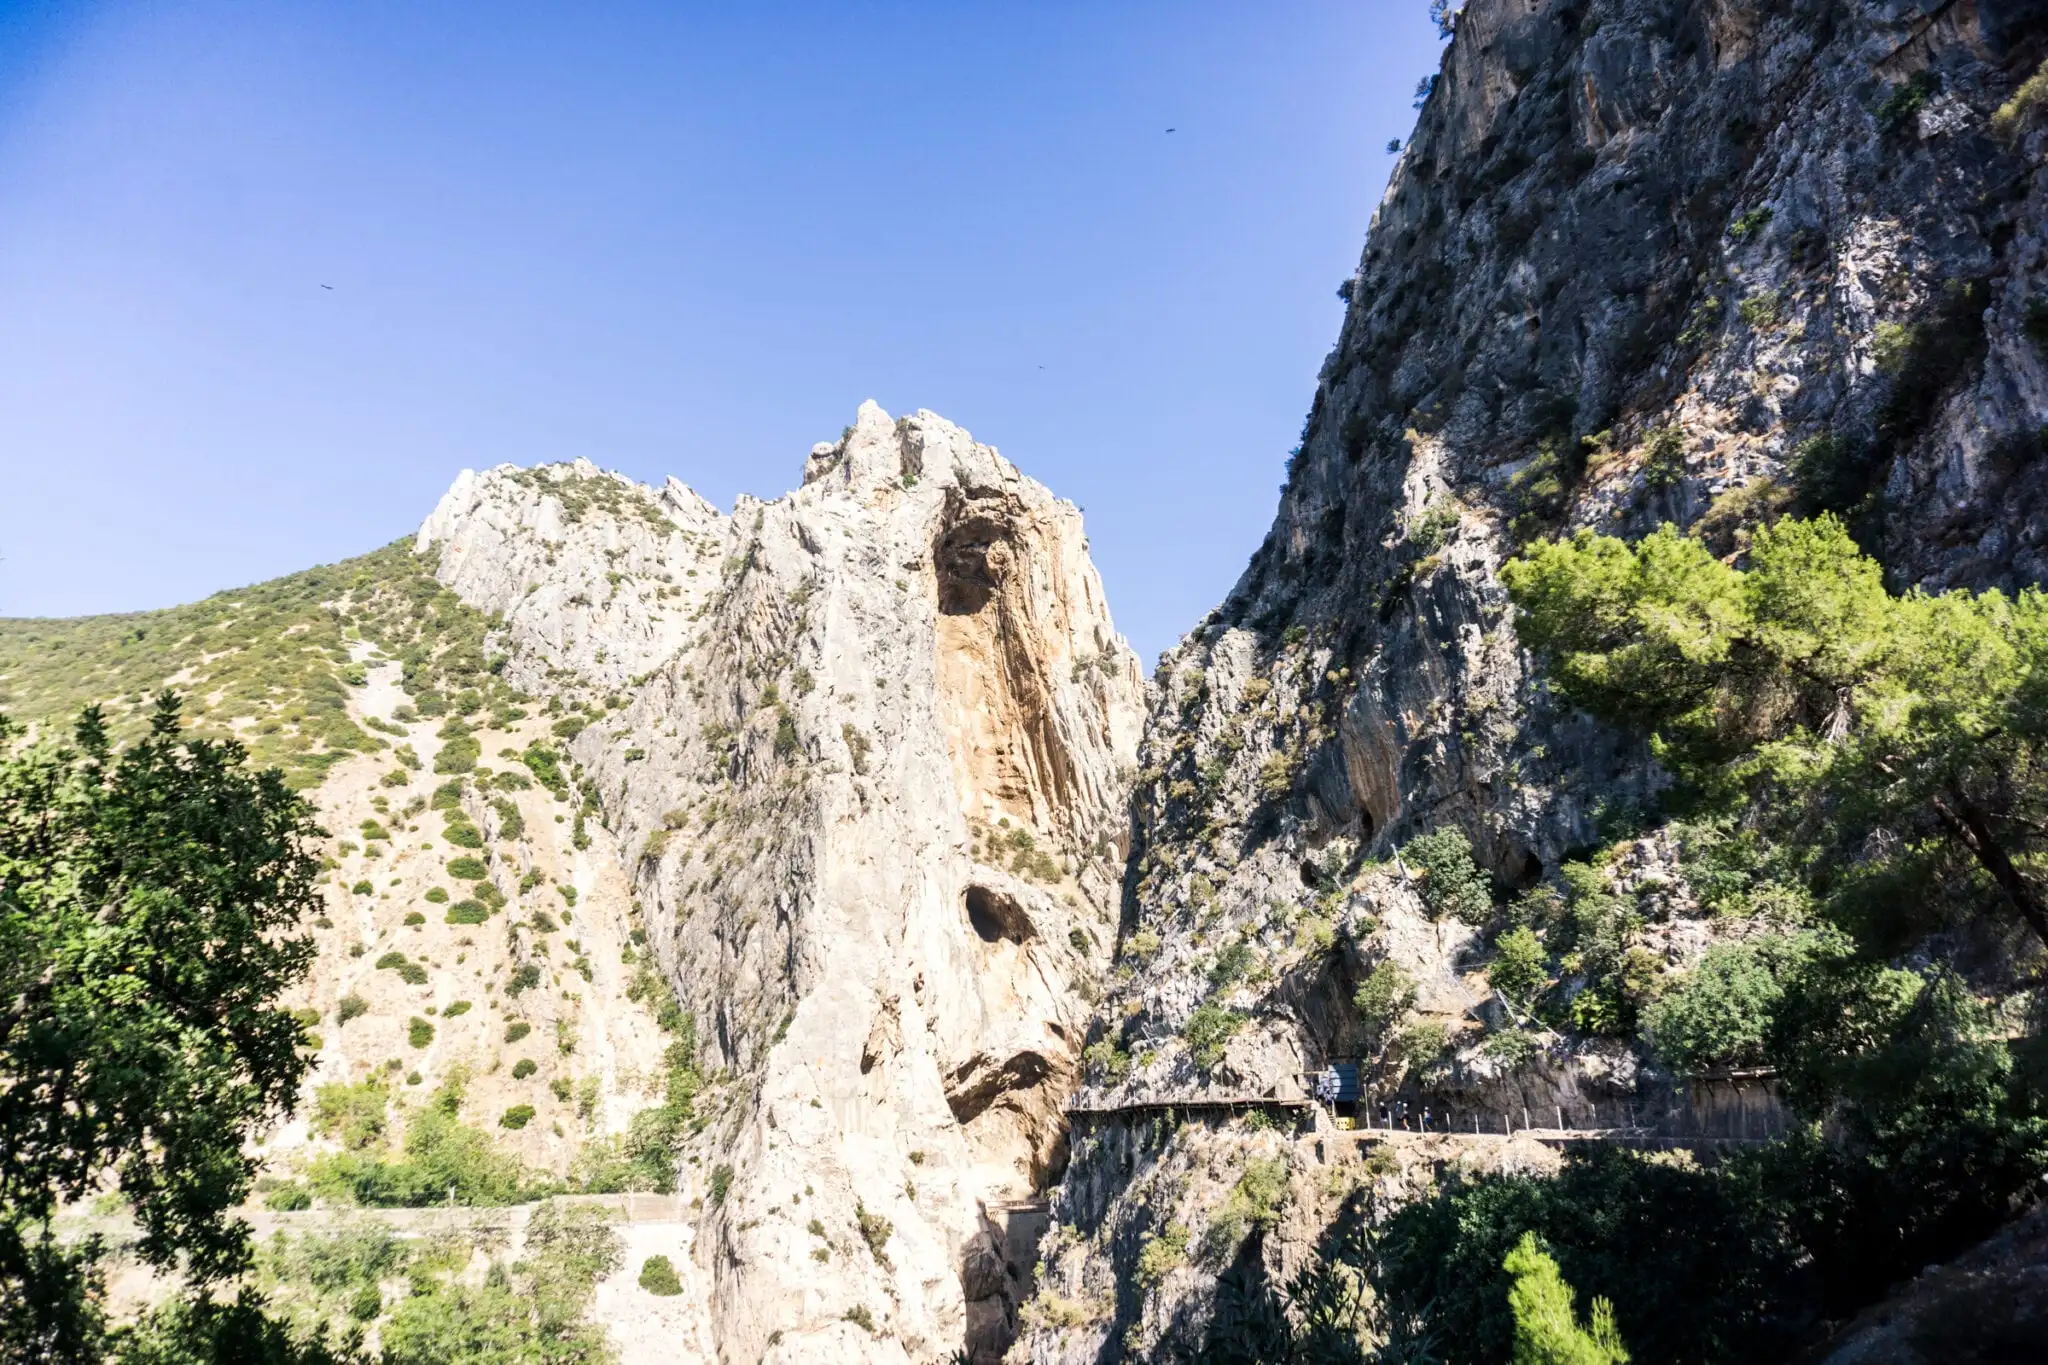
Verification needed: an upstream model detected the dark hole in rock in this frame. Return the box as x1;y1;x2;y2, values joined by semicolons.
935;519;1005;616
965;885;1034;944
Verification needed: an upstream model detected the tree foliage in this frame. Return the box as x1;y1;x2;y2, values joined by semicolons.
0;696;325;1360
1642;934;1813;1073
1503;516;2048;950
1402;828;1493;925
1502;1234;1628;1365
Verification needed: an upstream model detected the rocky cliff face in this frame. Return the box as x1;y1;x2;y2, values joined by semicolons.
1019;0;2048;1357
418;402;1145;1362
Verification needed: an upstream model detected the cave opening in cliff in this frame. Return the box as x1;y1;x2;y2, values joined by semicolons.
965;884;1034;944
934;517;1006;615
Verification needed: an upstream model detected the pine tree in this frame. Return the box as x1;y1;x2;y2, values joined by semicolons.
1503;1233;1629;1365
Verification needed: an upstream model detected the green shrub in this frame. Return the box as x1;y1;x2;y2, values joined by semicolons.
492;797;524;840
431;780;464;810
556;884;578;908
1640;425;1687;488
434;731;481;774
856;1201;893;1266
709;1163;733;1205
445;900;489;925
1137;1223;1190;1287
843;1305;875;1333
506;964;541;997
375;952;429;986
512;1058;538;1080
1353;960;1417;1048
311;1079;389;1151
1201;1156;1291;1263
1736;290;1781;330
1992;56;2048;136
351;880;374;896
337;993;369;1026
1185;1001;1246;1070
1489;927;1548;1008
407;1018;434;1049
424;887;449;903
442;821;483;849
1875;69;1938;133
445;856;487;880
638;1254;683;1296
263;1182;313;1212
1402;827;1492;924
443;1001;471;1018
499;1104;535;1130
505;1021;532;1043
403;911;425;926
1643;935;1812;1073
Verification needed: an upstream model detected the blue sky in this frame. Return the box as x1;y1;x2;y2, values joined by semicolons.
0;1;1443;664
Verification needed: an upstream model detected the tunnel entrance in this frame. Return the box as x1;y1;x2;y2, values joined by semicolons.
966;885;1034;945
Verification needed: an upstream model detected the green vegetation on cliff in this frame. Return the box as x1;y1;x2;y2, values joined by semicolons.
0;541;521;790
1355;517;2048;1363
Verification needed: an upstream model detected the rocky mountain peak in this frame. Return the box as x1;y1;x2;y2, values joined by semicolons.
414;404;1144;1361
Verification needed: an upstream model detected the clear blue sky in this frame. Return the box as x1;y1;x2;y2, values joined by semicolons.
0;1;1444;664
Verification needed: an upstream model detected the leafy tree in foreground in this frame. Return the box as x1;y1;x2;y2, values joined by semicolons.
0;695;329;1361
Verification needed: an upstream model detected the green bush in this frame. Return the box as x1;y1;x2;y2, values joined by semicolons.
507;963;541;996
1489;927;1548;1008
337;993;369;1026
311;1079;389;1151
499;1105;535;1130
709;1163;733;1205
351;880;375;896
1402;827;1492;924
403;911;425;926
434;731;481;774
375;952;429;986
443;1001;471;1018
505;1021;532;1043
491;797;525;841
638;1254;683;1296
424;887;449;903
445;856;487;880
444;900;489;925
1643;934;1812;1073
1353;960;1418;1049
263;1182;312;1211
1185;1001;1247;1070
512;1059;538;1080
442;821;483;849
407;1017;434;1049
856;1201;893;1266
1137;1223;1190;1287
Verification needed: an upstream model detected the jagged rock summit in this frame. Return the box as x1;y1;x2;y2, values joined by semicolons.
418;401;1145;1363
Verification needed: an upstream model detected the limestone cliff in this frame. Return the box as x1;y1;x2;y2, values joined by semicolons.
1019;0;2048;1358
417;402;1145;1362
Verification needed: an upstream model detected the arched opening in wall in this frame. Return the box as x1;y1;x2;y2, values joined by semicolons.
966;885;1035;945
935;517;1007;616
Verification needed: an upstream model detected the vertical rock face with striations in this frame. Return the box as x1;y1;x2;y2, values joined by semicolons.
418;401;1145;1362
1019;0;2048;1358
